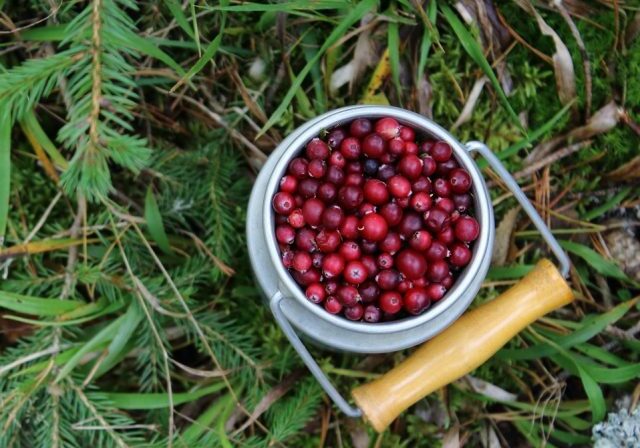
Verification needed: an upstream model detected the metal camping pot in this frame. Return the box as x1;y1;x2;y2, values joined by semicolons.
247;106;574;431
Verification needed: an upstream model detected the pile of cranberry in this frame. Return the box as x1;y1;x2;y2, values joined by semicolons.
272;117;479;323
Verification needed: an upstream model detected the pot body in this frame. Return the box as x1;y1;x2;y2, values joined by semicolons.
247;106;495;354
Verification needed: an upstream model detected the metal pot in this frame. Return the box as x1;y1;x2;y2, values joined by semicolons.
247;105;573;431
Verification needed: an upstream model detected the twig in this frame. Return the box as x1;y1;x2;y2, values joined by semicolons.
0;345;67;377
511;141;592;180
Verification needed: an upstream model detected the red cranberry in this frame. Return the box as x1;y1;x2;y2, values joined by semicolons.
348;161;364;174
431;141;452;162
288;209;305;228
337;285;360;306
379;232;402;254
306;283;326;303
377;165;396;183
453;193;473;213
324;296;343;314
293;251;312;272
450;242;472;267
325;280;338;295
302;198;325;227
436;158;459;176
293;268;321;286
358;202;376;216
327;128;347;148
275;214;288;225
449;168;471;194
379;202;403;226
377;253;394;269
311;252;324;269
396;197;410;208
318;182;337;202
410;192;432;213
282;249;294;268
308;159;327;178
388;137;405;156
295;227;317;251
322;253;345;278
362;133;386;159
454;216;480;242
344;260;368;284
361;240;378;254
364;305;381;323
442;274;454;289
363;179;390;205
422;156;437;176
306;138;330;160
376;269;400;290
437;226;455;245
279;175;298;193
425;240;448;261
398;155;423;180
420;141;435;155
359;281;380;303
424;207;449;232
409;230;432;251
298;178;320;198
434;178;452;197
359;213;388;242
329;151;346;168
412;176;432;193
339;241;361;261
436;197;455;214
322;205;344;229
349;118;372;138
404;141;419;155
273;192;295;215
340;137;361;160
427;260;449;282
388;175;411;198
397;279;412;293
399;126;415;142
426;283;446;301
363;158;380;176
379;291;402;314
316;229;341;252
338;185;364;209
345;304;364;321
276;224;296;245
361;255;378;279
404;288;430;315
398;212;423;238
325;166;345;185
396;249;428;280
413;276;428;288
345;173;364;187
339;215;359;239
375;117;401;140
288;157;309;178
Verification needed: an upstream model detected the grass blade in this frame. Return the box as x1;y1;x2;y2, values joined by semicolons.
145;187;172;254
440;4;523;133
0;108;10;247
581;186;632;221
416;0;438;82
259;0;377;137
560;240;629;280
163;0;195;39
204;1;349;12
96;303;143;376
388;7;402;99
0;290;85;316
170;33;222;93
102;383;226;409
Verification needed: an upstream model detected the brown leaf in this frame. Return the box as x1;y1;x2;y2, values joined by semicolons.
452;76;487;130
417;75;434;119
464;375;518;402
491;207;520;266
442;425;461;448
625;11;640;46
606;156;640;182
604;224;640;282
480;423;502;448
330;15;377;92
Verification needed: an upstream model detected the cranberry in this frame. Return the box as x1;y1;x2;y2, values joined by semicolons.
361;240;378;254
375;117;401;140
293;252;312;272
422;156;437;176
275;214;288;225
359;280;380;303
453;193;473;213
431;141;452;162
325;166;345;185
359;213;388;242
387;175;411;198
388;137;405;156
424;207;449;232
288;157;309;178
427;260;449;282
410;192;432;213
404;288;430;315
276;224;296;245
288;209;305;228
339;215;359;239
436;158;459;176
437;226;455;245
358;202;376;216
316;229;341;253
318;182;337;202
311;252;324;269
325;280;338;295
425;240;448;261
308;159;327;178
306;283;326;303
337;285;360;307
426;283;446;301
363;179;389;205
362;133;386;159
396;249;428;280
298;178;320;198
404;141;419;155
327;128;347;148
344;260;368;284
379;232;402;254
450;242;472;267
379;291;402;314
329;151;346;168
338;185;364;209
306;138;330;160
339;241;361;261
449;168;471;194
398;155;423;180
282;249;294;268
364;305;381;323
345;173;365;187
322;205;344;229
409;230;432;251
398;212;423;238
377;164;396;181
436;197;455;214
379;202;403;226
363;158;380;176
397;279;412;293
293;268;321;286
340;137;361;160
413;276;428;288
273;192;295;215
301;198;324;227
349;118;372;138
434;178;452;197
377;253;394;269
324;296;343;314
279;175;298;193
454;216;480;242
412;176;432;193
361;255;378;278
376;269;400;290
322;253;345;278
399;126;415;142
348;161;363;176
420;141;435;155
345;304;364;320
396;197;410;208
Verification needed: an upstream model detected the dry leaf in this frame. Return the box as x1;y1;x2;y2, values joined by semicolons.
480;423;502;448
418;75;434;119
626;11;640;45
491;207;520;266
606;156;640;182
348;424;370;448
330;15;376;92
442;425;461;448
452;76;487;130
604;224;640;282
465;375;519;402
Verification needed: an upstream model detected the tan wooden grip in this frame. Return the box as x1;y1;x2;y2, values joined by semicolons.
351;259;574;432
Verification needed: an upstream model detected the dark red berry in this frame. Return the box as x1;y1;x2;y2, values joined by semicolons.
363;179;389;205
434;178;452;197
306;138;330;160
379;232;402;254
388;137;405;156
397;279;412;293
329;151;346;168
340;137;361;160
345;173;364;187
379;291;402;314
442;274;454;289
359;213;388;242
425;240;447;261
349;118;372;138
293;268;321;286
358;202;376;216
398;155;423;180
379;202;403;226
404;141;418;155
273;192;295;215
327;128;347;148
279;175;298;193
399;126;415;142
345;304;364;321
288;157;309;178
420;141;435;155
361;240;378;254
377;164;396;181
324;296;343;314
322;205;344;229
377;252;394;269
316;229;341;253
436;197;455;214
338;185;364;209
298;178;320;198
436;158;459;176
344;260;368;284
364;305;381;322
426;283;446;301
282;249;294;268
427;260;449;282
410;192;432;213
449;168;471;194
308;159;327;178
359;281;380;303
288;209;305;228
339;241;361;261
337;285;360;307
302;198;325;227
312;252;324;269
422;156;437;176
424;207;449;232
396;249;428;280
322;253;345;278
325;280;338;295
412;176;432;193
276;224;296;245
306;283;326;303
362;134;386;159
454;216;480;242
404;288;430;315
325;166;345;185
453;193;473;213
409;230;432;251
376;269;400;290
375;117;401;140
398;212;423;238
431;141;452;162
388;175;411;198
339;215;359;240
318;182;337;202
293;252;312;272
437;226;455;245
449;242;472;267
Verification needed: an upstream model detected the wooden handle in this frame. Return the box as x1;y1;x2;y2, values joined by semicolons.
351;259;574;432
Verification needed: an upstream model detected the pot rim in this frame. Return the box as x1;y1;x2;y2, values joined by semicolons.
262;105;493;334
